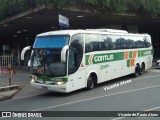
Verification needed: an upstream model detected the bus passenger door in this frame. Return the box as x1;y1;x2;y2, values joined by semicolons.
67;34;85;92
67;47;86;92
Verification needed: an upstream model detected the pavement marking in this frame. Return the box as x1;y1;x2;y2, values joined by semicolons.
111;106;160;120
32;84;160;111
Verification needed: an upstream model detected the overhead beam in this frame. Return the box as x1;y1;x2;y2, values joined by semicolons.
0;5;46;25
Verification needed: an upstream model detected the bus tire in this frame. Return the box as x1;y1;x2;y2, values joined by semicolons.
87;76;95;90
140;63;145;75
133;65;140;77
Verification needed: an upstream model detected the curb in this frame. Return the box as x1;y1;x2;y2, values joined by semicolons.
0;85;20;102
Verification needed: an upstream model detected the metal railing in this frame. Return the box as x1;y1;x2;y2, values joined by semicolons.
0;54;14;87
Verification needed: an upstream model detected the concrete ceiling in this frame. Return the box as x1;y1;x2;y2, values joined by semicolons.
0;8;160;50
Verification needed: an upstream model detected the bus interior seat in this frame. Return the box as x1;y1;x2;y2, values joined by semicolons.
135;41;145;48
101;42;108;50
91;42;99;51
111;43;116;50
85;43;93;52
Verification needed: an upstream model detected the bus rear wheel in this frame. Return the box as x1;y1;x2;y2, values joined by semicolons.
140;63;145;75
133;65;140;77
87;76;95;90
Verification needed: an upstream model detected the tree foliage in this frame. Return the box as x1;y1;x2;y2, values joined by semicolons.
0;0;160;22
143;0;160;16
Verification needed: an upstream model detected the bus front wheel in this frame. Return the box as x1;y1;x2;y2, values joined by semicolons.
87;76;95;90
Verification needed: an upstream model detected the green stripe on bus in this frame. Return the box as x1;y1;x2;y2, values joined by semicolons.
138;51;141;57
127;60;130;67
37;76;68;82
85;55;90;65
139;50;152;57
129;51;133;59
86;52;124;65
85;49;152;65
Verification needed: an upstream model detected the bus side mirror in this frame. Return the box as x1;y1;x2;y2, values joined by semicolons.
21;46;31;60
61;45;69;62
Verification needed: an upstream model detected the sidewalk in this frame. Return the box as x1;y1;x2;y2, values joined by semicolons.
0;85;20;102
0;67;30;102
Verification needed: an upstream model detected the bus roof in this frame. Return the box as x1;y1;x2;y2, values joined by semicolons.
37;30;84;37
36;29;150;37
86;29;128;33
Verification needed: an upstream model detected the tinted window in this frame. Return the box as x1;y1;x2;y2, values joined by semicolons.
144;36;151;48
115;36;127;49
34;35;69;48
135;36;145;48
99;35;115;50
85;34;99;53
112;35;151;49
70;34;84;56
84;34;151;52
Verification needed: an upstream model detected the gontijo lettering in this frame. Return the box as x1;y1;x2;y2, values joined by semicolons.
94;55;114;62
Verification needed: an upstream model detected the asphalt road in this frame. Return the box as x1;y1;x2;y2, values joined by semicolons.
0;68;160;120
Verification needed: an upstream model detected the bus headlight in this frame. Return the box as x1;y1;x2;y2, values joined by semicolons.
55;81;64;85
54;78;66;85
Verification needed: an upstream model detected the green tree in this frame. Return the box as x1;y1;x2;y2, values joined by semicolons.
0;0;160;22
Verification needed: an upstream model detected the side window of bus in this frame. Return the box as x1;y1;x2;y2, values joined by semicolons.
69;34;84;74
85;34;99;53
99;35;151;50
122;36;135;49
115;36;146;49
116;38;124;49
70;34;84;56
100;35;115;50
115;36;127;49
109;35;117;50
144;36;151;48
125;36;135;49
135;36;145;48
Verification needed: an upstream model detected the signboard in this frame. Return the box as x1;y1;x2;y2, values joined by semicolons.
0;68;16;74
59;14;69;28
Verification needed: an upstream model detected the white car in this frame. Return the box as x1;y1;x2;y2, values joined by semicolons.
157;59;160;68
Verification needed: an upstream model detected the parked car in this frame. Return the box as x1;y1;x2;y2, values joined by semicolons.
157;59;160;68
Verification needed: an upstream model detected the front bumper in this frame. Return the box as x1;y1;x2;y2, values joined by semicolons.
30;81;68;93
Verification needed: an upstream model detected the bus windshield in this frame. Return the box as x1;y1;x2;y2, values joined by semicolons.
30;35;69;76
33;35;69;48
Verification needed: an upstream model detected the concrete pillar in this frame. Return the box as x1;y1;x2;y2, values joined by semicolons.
17;39;21;67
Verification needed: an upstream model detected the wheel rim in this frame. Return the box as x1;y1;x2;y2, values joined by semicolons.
88;77;94;89
135;66;139;76
141;65;144;73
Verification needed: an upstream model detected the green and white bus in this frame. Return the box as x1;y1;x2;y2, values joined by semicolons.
30;29;153;93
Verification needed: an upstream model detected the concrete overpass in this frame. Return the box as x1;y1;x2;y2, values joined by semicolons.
0;6;160;66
